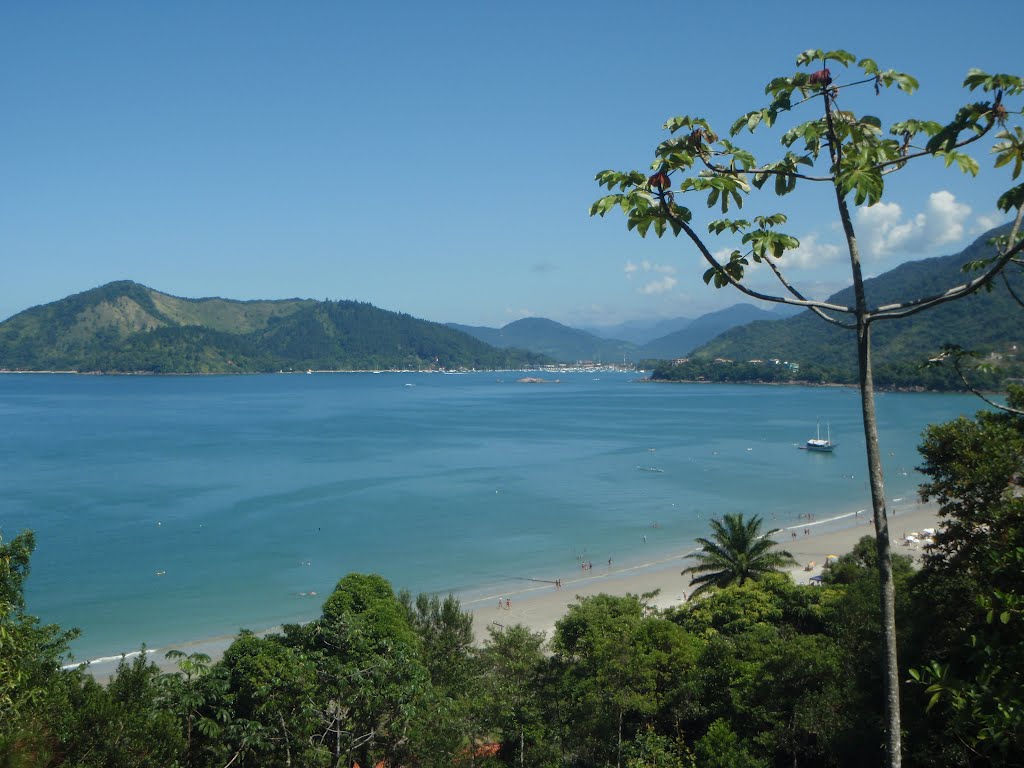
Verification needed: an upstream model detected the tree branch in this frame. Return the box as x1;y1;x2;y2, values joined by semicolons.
657;197;854;315
762;257;857;328
1001;268;1024;308
949;356;1024;415
699;155;830;183
871;211;1024;321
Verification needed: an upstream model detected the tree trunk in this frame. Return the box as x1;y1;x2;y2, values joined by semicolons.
857;318;902;767
831;121;902;764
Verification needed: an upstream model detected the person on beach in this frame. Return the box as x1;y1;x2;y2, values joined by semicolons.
498;597;503;609
505;598;511;610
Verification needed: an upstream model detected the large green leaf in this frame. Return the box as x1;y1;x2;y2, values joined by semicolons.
837;165;884;206
993;127;1024;179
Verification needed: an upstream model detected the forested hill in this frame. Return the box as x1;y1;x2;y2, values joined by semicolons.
687;225;1023;383
0;281;549;373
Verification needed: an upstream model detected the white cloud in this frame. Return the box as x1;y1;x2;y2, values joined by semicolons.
624;259;677;279
640;276;678;294
713;237;840;273
625;259;680;295
972;212;1004;234
856;191;971;258
784;233;842;268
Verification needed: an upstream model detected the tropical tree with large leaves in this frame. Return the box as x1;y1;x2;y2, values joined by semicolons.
591;49;1024;767
682;513;795;598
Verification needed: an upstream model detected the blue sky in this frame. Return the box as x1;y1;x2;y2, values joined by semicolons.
2;1;1021;328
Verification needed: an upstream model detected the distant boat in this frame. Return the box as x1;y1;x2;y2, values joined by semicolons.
802;421;835;452
637;466;664;473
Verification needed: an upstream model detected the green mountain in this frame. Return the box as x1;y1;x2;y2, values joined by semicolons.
447;317;637;364
678;225;1023;387
0;281;549;373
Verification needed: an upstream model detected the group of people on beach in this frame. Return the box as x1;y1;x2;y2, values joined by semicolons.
497;597;512;610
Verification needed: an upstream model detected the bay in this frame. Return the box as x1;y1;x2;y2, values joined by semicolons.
0;371;980;662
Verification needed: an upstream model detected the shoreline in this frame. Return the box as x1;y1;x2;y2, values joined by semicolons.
72;501;940;682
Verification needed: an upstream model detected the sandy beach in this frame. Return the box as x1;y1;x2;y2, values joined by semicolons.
77;501;940;682
462;501;940;643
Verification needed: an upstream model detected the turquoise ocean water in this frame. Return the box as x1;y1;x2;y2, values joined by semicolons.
0;372;980;662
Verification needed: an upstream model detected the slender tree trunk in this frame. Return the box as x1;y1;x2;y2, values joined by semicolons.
832;159;901;766
856;319;902;767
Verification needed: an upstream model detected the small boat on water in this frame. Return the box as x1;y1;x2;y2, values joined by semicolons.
802;421;835;452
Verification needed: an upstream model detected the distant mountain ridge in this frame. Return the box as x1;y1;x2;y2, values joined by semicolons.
0;281;548;373
636;304;779;360
581;316;694;346
447;318;636;364
581;302;798;345
449;303;777;363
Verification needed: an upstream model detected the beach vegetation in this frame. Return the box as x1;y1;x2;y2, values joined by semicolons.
623;727;693;768
0;530;81;767
680;513;796;598
906;385;1024;762
693;719;768;768
399;590;485;767
550;593;661;766
63;653;184;768
478;623;554;768
592;47;1024;767
280;573;432;768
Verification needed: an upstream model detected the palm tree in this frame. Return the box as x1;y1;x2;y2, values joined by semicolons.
682;513;796;598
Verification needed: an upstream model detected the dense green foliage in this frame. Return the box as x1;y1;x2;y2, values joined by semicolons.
648;356;1013;391
4;382;1023;767
907;385;1024;760
0;281;549;373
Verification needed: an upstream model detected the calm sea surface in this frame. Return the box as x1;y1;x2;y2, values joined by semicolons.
0;372;981;661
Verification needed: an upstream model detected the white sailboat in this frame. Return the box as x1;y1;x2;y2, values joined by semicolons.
803;421;835;452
